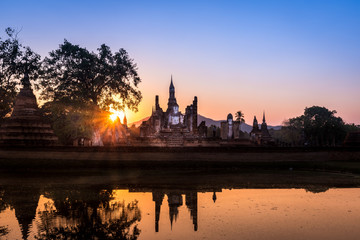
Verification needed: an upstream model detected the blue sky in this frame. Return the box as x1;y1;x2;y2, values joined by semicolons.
1;0;360;124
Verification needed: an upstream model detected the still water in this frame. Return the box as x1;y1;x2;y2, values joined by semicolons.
0;170;360;240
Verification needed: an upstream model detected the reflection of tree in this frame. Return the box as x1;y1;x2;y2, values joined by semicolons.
305;186;330;194
0;189;7;212
0;191;9;238
0;226;9;237
36;189;141;240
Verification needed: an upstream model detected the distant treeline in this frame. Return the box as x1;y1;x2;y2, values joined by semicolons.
269;106;359;147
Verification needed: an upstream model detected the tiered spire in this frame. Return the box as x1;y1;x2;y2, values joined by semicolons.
167;75;178;112
0;73;58;145
252;116;259;130
263;111;266;123
169;75;175;99
170;75;174;90
261;110;269;134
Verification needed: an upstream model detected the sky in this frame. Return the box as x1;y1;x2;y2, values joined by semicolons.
1;0;360;125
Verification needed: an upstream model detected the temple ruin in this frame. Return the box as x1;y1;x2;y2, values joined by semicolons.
220;113;240;140
140;76;198;146
0;73;58;145
250;112;274;145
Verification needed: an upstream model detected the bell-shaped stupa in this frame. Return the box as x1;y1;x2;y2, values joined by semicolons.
0;73;58;145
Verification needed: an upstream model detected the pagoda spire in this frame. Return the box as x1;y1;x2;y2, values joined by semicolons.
253;116;258;128
169;75;175;93
167;75;178;111
21;72;31;89
263;111;266;123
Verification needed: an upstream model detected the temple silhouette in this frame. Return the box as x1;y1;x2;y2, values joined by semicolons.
138;76;274;146
140;76;198;146
250;112;274;145
0;73;58;145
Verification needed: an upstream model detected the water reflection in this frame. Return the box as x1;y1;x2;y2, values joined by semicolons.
0;192;8;237
36;190;141;240
0;190;7;236
152;190;199;232
0;170;360;240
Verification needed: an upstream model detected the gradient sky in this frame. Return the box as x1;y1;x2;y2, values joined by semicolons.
1;0;360;125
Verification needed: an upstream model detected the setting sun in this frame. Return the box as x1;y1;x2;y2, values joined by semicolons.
109;105;125;123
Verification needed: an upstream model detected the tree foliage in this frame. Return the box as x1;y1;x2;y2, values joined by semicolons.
302;106;346;146
275;106;348;146
235;110;245;123
40;40;142;112
37;40;142;144
0;85;16;121
40;100;98;145
280;116;305;146
0;27;41;120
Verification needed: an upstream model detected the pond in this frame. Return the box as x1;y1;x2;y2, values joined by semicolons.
0;169;359;240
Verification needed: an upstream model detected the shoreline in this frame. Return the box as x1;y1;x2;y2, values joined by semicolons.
0;146;360;174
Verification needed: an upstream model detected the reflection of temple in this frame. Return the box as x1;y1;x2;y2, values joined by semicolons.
151;190;204;232
1;173;343;240
1;186;40;240
140;77;198;146
152;192;164;232
152;191;198;231
0;185;220;239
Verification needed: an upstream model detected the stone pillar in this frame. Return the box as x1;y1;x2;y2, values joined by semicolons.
155;95;160;110
220;122;228;140
192;96;198;134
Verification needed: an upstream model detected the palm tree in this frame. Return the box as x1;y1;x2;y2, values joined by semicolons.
235;111;245;124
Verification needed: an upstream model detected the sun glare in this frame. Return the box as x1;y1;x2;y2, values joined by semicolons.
109;105;125;123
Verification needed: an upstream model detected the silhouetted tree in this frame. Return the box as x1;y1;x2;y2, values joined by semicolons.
276;106;347;146
343;123;360;133
39;40;142;144
235;111;245;124
302;106;345;146
278;116;305;146
0;27;41;120
39;40;141;112
40;100;99;145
